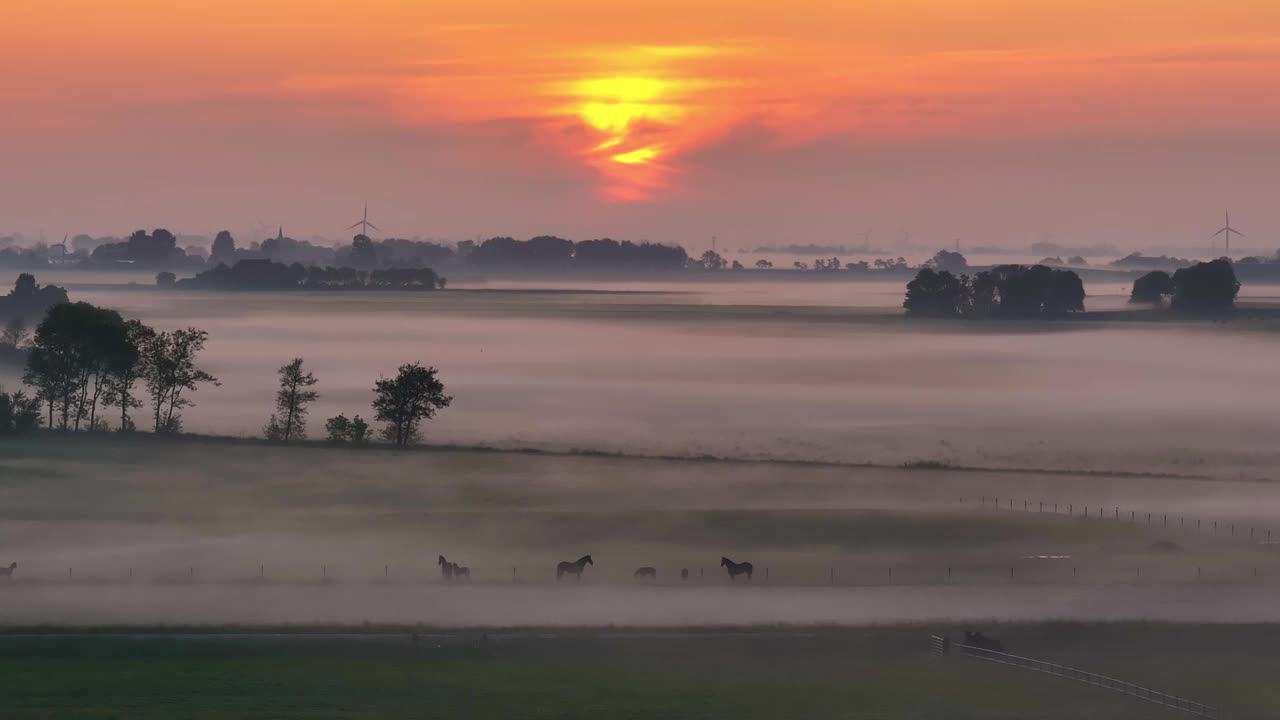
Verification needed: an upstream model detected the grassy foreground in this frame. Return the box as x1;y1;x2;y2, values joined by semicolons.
1;624;1274;719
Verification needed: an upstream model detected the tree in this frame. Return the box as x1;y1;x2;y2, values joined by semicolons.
1130;270;1176;305
102;320;154;432
903;269;968;317
22;302;135;430
926;250;969;274
211;230;236;265
268;358;318;443
699;250;727;271
325;414;372;445
0;389;41;435
324;414;351;443
755;259;773;269
1;317;28;348
349;235;378;267
140;327;219;433
1171;259;1239;313
155;271;176;288
372;363;452;447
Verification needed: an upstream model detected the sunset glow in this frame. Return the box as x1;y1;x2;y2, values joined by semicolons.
2;0;1280;238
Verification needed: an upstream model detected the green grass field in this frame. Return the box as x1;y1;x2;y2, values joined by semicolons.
0;624;1271;719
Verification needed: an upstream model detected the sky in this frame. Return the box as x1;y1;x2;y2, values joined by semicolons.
2;0;1280;253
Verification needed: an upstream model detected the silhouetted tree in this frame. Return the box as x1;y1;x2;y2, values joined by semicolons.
211;230;236;265
102;320;154;432
1;317;28;349
755;259;773;269
927;250;969;273
903;269;967;317
0;273;69;323
22;302;136;430
349;235;378;268
267;358;318;443
699;250;727;271
325;414;372;445
155;271;176;288
372;362;452;447
1130;270;1176;305
1171;259;1239;313
0;388;41;435
140;327;219;434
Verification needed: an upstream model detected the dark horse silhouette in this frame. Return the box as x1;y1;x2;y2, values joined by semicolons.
556;555;593;582
721;557;753;582
438;555;469;580
634;566;656;581
0;562;14;578
963;631;1005;654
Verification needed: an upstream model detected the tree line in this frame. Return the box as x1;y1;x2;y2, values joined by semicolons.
903;264;1086;319
172;260;446;291
262;358;451;447
1128;259;1240;312
3;290;453;445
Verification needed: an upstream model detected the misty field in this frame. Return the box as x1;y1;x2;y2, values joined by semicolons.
0;624;1273;719
4;434;1280;625
6;278;1280;481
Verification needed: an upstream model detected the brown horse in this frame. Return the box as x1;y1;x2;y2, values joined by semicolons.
556;555;593;582
634;567;656;581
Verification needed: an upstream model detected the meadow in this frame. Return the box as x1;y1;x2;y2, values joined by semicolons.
0;624;1273;719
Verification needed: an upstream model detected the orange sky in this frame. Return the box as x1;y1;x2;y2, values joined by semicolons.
3;1;1280;245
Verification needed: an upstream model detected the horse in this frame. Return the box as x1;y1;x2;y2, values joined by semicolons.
0;562;14;578
634;567;656;581
721;557;753;582
451;563;470;580
556;555;593;582
681;568;689;581
438;555;454;581
963;631;1005;654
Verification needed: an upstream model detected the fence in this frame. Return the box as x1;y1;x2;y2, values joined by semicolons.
960;495;1274;548
930;635;1220;718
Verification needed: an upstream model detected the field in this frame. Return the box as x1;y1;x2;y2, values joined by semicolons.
1;624;1274;719
4;276;1280;714
4;434;1280;626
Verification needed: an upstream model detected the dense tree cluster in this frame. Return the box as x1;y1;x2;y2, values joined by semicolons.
1171;259;1240;313
904;264;1086;319
1129;270;1176;305
20;302;217;433
463;235;688;271
0;274;69;324
175;260;445;291
90;229;201;269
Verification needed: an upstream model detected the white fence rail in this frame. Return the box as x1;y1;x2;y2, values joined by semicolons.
930;635;1219;719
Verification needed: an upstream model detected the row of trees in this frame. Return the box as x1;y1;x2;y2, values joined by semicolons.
20;303;218;432
1129;259;1240;312
904;264;1086;319
174;260;445;291
11;302;454;444
265;360;452;447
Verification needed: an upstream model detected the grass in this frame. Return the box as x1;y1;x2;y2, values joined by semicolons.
0;623;1271;719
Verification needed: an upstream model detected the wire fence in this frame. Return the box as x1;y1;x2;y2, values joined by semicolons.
930;635;1220;718
960;495;1275;547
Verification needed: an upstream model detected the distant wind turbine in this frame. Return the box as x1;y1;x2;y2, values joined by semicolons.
347;201;381;238
1210;210;1244;257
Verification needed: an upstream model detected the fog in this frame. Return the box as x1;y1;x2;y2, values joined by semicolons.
5;276;1280;626
5;277;1280;480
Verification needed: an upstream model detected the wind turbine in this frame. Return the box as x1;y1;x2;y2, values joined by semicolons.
1210;210;1244;258
347;201;380;238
